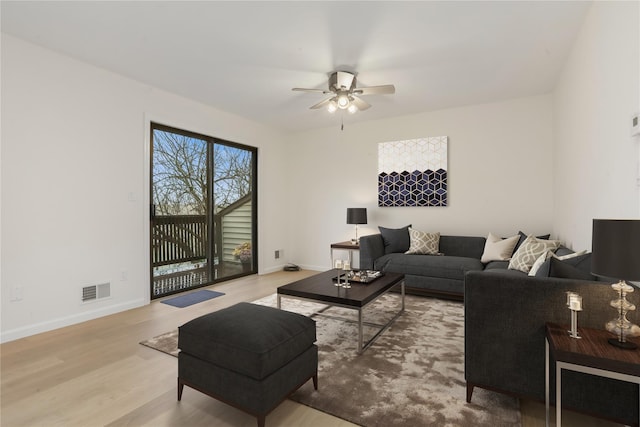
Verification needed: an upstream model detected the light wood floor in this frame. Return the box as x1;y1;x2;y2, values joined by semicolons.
0;270;623;427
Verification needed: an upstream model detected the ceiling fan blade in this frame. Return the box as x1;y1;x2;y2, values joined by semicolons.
292;88;329;94
353;84;396;96
335;71;355;90
350;96;371;111
309;97;334;110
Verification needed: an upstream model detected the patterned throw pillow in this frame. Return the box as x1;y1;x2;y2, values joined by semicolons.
405;228;440;255
508;235;562;273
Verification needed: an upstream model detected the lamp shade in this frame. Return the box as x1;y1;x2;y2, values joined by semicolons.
591;219;640;281
346;208;367;225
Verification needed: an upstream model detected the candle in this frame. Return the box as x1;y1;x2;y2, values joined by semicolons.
569;295;582;311
343;261;351;270
335;260;343;269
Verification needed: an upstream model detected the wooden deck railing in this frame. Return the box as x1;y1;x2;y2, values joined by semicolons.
152;215;207;267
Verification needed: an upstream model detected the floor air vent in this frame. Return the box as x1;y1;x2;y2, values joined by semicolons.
82;283;111;302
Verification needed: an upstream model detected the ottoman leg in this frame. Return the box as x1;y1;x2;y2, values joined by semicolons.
313;374;318;390
257;415;265;427
178;378;184;401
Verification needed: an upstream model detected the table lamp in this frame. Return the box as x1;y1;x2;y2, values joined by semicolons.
346;208;367;244
591;219;640;349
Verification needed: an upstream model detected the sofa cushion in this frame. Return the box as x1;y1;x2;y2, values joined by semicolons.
379;225;411;254
178;302;316;380
374;253;483;281
508;235;561;273
405;228;440;255
480;233;519;263
439;235;487;258
483;260;510;270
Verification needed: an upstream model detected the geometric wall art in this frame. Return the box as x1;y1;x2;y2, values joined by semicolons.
378;137;448;207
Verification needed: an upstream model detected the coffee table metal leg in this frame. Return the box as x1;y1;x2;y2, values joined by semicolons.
358;287;405;354
277;294;281;309
358;309;363;353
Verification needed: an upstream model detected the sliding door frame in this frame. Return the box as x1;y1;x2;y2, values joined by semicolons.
149;122;258;299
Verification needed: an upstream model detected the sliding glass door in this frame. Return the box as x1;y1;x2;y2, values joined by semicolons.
150;123;257;299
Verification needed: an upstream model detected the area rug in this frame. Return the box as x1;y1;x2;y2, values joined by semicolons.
160;289;225;308
141;293;521;426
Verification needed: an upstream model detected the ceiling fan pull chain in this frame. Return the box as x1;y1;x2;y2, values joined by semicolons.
341;115;344;131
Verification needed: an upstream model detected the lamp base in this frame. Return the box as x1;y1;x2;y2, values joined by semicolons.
608;337;638;350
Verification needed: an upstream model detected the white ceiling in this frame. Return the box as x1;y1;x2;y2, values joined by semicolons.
1;1;591;133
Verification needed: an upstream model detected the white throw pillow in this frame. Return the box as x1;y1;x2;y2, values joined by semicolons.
405;228;440;255
553;250;588;261
508;235;562;273
480;232;520;263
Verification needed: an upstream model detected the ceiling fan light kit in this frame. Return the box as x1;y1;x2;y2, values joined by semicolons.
293;71;395;115
337;93;350;109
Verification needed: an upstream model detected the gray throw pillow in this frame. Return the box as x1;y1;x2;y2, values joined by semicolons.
379;225;411;254
548;257;596;281
535;252;592;278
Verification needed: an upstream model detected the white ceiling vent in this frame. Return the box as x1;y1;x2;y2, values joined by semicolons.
82;283;111;302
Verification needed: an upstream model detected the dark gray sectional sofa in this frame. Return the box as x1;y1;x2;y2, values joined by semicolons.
360;228;639;425
360;229;570;298
360;231;515;299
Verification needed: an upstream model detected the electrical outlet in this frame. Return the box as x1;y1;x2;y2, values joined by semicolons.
275;250;280;259
11;285;23;302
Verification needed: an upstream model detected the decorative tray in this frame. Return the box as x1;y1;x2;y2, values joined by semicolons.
332;270;384;284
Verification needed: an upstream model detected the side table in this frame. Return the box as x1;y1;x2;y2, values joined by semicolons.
545;322;640;427
330;241;360;269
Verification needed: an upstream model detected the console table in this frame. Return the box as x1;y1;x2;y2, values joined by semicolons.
330;241;360;269
545;322;640;427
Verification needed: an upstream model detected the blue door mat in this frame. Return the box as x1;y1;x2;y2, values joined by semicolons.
161;289;225;308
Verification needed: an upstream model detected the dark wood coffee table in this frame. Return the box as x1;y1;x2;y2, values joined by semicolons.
277;269;405;353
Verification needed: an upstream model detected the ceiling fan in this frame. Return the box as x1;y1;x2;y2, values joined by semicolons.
292;71;395;114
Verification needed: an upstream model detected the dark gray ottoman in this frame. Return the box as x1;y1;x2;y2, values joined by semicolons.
177;302;318;427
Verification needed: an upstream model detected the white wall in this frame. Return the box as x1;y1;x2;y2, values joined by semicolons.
1;35;290;342
553;1;640;250
286;95;555;270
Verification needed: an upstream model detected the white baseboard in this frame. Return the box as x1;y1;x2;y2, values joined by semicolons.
259;265;286;275
295;264;325;272
260;264;325;275
0;298;147;344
